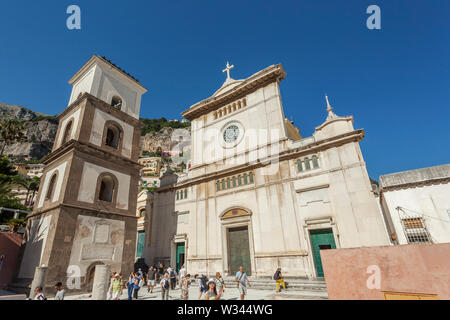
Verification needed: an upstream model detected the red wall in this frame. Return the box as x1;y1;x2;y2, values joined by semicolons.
0;233;23;290
321;243;450;300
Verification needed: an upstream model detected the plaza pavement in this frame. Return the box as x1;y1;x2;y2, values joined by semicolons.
63;285;328;301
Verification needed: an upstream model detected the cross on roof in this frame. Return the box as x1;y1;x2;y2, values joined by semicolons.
222;61;234;80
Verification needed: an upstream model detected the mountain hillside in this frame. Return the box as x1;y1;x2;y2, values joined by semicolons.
1;102;191;161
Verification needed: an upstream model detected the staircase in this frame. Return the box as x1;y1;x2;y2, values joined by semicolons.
7;278;32;296
194;276;328;299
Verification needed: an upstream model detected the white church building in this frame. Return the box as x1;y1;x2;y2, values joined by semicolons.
143;63;390;278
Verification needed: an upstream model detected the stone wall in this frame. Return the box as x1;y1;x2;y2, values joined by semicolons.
321;243;450;299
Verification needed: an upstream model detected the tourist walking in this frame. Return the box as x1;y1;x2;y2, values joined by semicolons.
273;268;286;293
204;279;218;300
195;274;208;300
111;274;123;300
107;272;117;300
158;263;165;281
34;286;46;300
179;265;187;288
147;266;157;293
235;266;250;300
215;272;225;299
127;272;135;300
180;274;190;300
168;266;177;290
54;282;65;300
132;273;141;300
160;272;170;300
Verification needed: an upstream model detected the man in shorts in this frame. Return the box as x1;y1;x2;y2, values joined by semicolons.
147;265;157;293
235;266;250;300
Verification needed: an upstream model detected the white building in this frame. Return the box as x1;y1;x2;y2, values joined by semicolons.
144;63;389;278
379;164;450;245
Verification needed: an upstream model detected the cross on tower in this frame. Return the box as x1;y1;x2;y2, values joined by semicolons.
222;61;234;80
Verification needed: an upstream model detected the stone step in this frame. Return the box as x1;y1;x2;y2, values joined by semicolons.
7;278;32;295
190;277;328;293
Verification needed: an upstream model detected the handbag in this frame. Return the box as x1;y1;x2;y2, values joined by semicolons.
236;273;244;288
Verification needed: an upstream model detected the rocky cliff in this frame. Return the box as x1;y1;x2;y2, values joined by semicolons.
0;103;58;160
1;103;191;161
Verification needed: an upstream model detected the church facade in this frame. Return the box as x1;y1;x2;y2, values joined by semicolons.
144;63;390;278
17;55;146;292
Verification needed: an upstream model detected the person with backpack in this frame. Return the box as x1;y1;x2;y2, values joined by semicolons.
34;286;46;300
194;274;207;300
273;268;286;293
160;272;170;300
168;266;177;290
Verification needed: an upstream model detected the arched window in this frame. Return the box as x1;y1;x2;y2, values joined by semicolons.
45;173;57;200
243;173;248;185
227;178;231;189
184;189;187;199
312;155;319;169
176;191;179;200
249;172;254;183
62;120;73;145
180;190;184;200
222;179;225;190
139;209;146;218
304;157;311;170
238;175;242;186
98;175;115;202
216;181;220;191
111;96;122;109
232;176;236;187
105;124;121;149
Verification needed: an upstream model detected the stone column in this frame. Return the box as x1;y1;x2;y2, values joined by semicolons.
91;264;110;300
29;266;48;299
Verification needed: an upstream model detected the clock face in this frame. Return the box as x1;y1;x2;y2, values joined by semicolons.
223;125;240;143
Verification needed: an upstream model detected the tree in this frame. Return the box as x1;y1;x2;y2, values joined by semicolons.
0;119;25;156
12;175;40;208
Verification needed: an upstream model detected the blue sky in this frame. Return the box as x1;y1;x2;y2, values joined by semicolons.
1;0;449;179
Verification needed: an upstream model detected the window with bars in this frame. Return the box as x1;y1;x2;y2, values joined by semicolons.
401;217;432;244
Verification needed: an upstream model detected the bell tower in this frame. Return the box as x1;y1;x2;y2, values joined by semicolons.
17;55;147;293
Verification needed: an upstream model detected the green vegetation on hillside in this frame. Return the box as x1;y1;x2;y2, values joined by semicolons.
140;117;190;136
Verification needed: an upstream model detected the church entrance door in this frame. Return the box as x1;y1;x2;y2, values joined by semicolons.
136;231;145;258
176;243;185;272
227;226;251;276
310;228;336;277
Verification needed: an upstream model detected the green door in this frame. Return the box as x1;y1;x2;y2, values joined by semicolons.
228;226;252;276
310;228;336;277
176;243;185;272
136;231;145;258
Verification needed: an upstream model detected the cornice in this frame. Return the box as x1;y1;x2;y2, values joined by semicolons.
43;139;142;170
380;177;450;192
156;129;364;192
68;55;147;94
57;92;141;127
181;64;286;121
